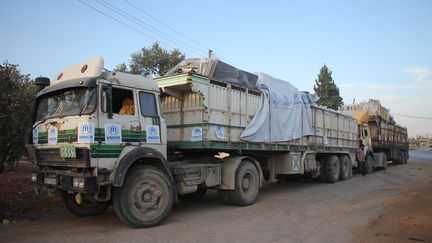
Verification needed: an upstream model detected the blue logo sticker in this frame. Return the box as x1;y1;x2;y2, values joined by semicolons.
146;125;160;143
32;127;38;144
191;127;202;141
80;123;91;134
105;124;121;144
78;122;94;143
215;126;224;139
48;126;58;144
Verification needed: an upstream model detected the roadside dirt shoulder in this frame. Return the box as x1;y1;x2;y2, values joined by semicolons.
353;162;432;243
0;162;63;223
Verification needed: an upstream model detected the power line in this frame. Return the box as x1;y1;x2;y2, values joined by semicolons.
123;0;237;65
78;0;238;66
78;0;204;58
78;0;180;53
124;0;209;51
393;113;432;120
95;0;207;57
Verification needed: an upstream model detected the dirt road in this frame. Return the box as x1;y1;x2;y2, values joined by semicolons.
1;151;431;243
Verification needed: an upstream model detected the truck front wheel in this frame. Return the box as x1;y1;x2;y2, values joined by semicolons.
113;165;173;228
63;193;109;217
365;155;374;174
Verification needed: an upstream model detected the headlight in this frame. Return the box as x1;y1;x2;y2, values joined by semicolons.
73;178;85;189
31;173;38;182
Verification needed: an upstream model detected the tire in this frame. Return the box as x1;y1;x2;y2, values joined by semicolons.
365;155;374;174
229;161;260;206
382;153;388;170
113;165;173;228
339;155;351;181
401;151;408;164
318;157;326;183
325;155;340;183
63;193;109;217
180;187;207;201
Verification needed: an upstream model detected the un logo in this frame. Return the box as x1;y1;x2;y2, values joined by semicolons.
49;127;56;137
81;123;90;134
149;126;157;136
216;127;222;134
108;125;118;135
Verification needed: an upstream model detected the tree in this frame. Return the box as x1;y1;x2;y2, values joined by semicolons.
313;64;343;110
0;61;36;172
114;63;128;73
115;42;185;76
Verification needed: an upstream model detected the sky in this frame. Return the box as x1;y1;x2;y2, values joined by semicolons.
1;0;431;137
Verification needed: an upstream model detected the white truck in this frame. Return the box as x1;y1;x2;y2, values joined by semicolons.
27;57;359;227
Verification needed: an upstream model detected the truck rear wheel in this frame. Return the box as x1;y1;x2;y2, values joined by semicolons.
382;153;388;170
365;155;374;174
339;155;351;180
401;151;408;164
113;165;173;228
63;193;109;217
325;155;340;183
219;161;259;206
318;157;327;183
233;161;259;205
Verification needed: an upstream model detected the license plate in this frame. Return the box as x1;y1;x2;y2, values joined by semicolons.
44;177;57;185
59;145;76;158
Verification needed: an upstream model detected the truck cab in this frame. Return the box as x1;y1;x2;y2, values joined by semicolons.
26;57;173;227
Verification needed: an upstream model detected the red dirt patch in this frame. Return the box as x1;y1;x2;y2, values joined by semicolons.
0;161;63;222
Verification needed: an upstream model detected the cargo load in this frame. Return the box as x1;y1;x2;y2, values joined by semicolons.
341;99;408;168
157;57;358;153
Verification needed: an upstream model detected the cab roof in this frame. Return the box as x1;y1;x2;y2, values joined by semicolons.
38;57;159;96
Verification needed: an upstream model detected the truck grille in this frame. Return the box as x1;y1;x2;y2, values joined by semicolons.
36;148;90;167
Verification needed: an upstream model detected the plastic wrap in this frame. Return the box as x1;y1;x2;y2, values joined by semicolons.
240;72;314;142
164;56;258;91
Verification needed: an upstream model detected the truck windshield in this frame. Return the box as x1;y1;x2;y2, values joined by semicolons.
35;87;96;122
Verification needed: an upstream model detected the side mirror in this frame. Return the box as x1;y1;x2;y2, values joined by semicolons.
103;85;113;119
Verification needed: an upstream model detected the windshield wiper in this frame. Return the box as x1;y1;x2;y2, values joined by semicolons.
79;90;95;116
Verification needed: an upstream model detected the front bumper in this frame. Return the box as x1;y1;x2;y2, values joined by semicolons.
32;170;97;194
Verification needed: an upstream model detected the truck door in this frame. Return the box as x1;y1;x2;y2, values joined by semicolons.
362;125;372;153
137;91;165;150
97;85;142;161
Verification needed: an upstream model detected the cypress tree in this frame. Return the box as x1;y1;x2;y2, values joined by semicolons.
313;64;343;110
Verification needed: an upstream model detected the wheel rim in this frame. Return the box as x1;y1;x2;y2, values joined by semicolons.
331;160;339;180
342;160;348;174
241;170;257;197
242;173;252;191
131;180;165;217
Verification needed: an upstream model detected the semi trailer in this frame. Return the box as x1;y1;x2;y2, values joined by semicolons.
341;100;409;172
26;57;395;228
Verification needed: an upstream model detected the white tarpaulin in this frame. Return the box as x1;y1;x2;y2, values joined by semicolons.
240;72;313;142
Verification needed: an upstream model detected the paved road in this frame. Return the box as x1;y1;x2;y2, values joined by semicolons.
409;149;432;162
1;155;431;243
